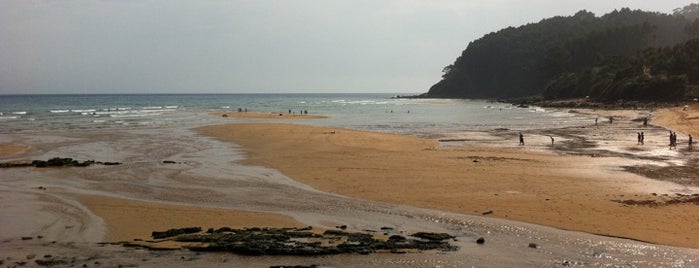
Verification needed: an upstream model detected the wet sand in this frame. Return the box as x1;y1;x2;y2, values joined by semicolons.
198;122;699;248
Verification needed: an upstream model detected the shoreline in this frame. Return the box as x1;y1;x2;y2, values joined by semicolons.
198;121;699;249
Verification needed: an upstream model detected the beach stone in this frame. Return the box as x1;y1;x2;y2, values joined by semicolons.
528;243;539;248
26;254;36;260
21;236;33;240
476;237;485;244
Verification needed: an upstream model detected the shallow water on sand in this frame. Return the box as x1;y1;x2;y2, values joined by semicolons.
1;115;698;267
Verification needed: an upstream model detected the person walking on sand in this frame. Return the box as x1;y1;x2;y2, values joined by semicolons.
669;131;673;149
641;132;644;145
519;132;525;146
595;118;598;126
637;132;641;145
550;136;555;147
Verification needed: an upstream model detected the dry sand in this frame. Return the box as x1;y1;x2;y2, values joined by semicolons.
198;123;699;248
0;144;28;156
79;195;304;242
654;103;699;136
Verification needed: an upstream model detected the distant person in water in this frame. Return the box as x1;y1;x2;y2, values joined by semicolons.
519;132;524;146
550;136;554;147
595;118;598;126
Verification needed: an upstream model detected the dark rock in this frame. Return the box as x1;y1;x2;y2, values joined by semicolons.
163;160;177;164
2;158;120;168
21;236;33;240
482;210;493;215
221;114;228;117
323;230;347;236
336;225;347;230
388;235;406;241
411;232;454;241
380;227;393;231
476;237;485;244
26;254;35;260
177;227;457;256
528;242;538;248
152;227;202;239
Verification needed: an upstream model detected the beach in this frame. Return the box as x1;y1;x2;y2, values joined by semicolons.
1;100;699;267
198;120;699;248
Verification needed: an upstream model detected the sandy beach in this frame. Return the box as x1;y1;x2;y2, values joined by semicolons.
2;104;699;267
198;120;699;249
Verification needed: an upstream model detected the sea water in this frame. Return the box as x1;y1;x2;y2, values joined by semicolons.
0;93;593;134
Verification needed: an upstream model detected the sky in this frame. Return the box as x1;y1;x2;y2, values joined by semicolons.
0;0;696;94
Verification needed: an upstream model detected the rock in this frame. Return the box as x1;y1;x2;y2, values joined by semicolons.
221;114;228;117
336;225;347;230
163;160;177;164
26;254;35;260
152;227;202;239
476;237;485;244
21;236;33;240
411;232;454;241
482;210;493;215
528;242;538;248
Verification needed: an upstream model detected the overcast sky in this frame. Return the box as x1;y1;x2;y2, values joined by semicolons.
0;0;695;94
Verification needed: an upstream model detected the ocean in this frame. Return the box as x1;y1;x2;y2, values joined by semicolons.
0;93;593;135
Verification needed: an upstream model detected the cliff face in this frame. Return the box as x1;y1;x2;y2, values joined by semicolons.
425;7;699;100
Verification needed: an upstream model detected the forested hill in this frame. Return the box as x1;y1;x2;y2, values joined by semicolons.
423;4;699;101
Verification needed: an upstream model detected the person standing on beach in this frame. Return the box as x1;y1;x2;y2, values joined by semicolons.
550;136;555;147
519;132;525;146
689;134;693;150
609;116;613;124
641;132;644;145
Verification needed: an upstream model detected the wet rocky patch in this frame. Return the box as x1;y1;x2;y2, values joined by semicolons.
131;226;458;256
0;157;121;168
613;193;699;207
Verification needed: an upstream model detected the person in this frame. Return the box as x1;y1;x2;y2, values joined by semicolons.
669;131;673;149
641;132;644;145
643;118;648;127
669;131;677;150
609;116;613;124
595;118;598;126
689;134;694;150
550;136;554;147
519;132;524;146
637;132;642;145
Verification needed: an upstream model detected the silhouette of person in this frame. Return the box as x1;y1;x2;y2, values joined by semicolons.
519;132;524;146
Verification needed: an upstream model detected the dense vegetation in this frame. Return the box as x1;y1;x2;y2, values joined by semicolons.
424;4;699;102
